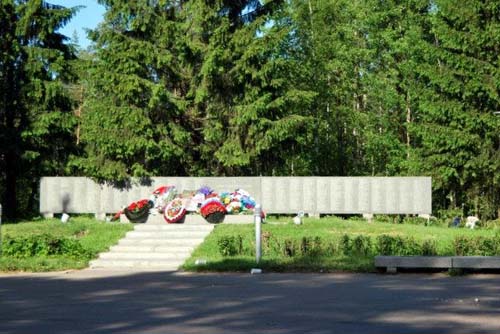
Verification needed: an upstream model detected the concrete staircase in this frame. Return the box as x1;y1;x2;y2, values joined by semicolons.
89;221;214;271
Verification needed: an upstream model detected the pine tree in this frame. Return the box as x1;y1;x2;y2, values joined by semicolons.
289;0;372;175
0;1;78;218
411;0;500;218
79;0;314;179
74;1;192;181
189;0;315;175
363;0;431;175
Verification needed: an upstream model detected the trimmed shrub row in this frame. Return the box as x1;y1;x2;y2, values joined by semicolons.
453;235;500;256
217;236;243;256
2;234;93;259
216;233;500;258
375;235;437;256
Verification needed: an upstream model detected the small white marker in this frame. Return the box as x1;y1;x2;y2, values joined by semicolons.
61;213;70;223
250;268;262;274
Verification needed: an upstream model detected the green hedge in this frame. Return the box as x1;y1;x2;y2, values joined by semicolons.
2;234;93;259
453;235;500;256
217;236;244;256
375;235;438;256
216;233;500;258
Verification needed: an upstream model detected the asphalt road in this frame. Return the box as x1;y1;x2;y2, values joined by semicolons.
1;270;500;333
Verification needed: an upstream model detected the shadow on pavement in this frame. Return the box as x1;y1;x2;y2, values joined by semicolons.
1;270;500;333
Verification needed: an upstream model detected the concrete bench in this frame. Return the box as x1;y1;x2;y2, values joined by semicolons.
375;256;500;273
452;256;500;269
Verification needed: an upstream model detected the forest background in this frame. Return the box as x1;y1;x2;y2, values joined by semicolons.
1;0;499;220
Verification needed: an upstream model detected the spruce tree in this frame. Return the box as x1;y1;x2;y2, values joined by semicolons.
411;0;500;218
189;0;314;175
74;1;192;181
290;0;371;175
363;0;431;175
79;0;313;179
0;1;77;218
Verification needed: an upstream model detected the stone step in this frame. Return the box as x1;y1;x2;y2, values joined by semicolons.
110;245;195;253
125;231;212;238
89;218;214;271
89;259;183;270
134;224;214;231
118;238;205;246
99;252;191;260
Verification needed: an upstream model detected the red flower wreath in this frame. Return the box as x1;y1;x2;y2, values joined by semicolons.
127;199;150;212
200;199;227;224
123;199;152;223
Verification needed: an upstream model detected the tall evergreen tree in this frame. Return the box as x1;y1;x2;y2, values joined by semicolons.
73;1;192;181
290;0;371;175
190;0;315;175
363;0;431;175
410;0;500;218
78;0;313;179
0;0;77;219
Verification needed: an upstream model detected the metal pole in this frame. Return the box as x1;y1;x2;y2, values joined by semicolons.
254;204;262;264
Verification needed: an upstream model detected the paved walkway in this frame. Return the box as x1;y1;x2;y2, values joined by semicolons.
1;270;500;333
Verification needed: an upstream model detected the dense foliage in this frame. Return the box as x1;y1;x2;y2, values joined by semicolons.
0;217;133;271
2;234;91;259
1;0;499;219
0;0;78;218
215;232;500;259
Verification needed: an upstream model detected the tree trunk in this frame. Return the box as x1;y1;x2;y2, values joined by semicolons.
27;178;39;216
406;92;411;159
3;64;18;220
3;149;17;220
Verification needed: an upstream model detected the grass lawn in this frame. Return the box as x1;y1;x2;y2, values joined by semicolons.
182;216;499;273
0;216;133;272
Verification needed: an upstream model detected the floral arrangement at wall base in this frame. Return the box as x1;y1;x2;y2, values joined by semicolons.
200;198;227;224
114;185;262;224
164;198;187;224
123;199;153;223
150;186;177;214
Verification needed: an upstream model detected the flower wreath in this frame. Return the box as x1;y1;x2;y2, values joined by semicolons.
124;199;152;223
150;185;177;212
164;198;187;224
200;198;227;224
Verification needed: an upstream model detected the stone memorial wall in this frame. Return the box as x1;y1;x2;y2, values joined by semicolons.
40;176;432;217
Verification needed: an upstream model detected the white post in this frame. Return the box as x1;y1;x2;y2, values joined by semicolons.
254;204;262;264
